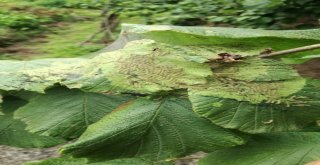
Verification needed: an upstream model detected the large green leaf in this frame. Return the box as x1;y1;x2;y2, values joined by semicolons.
0;39;212;94
25;156;173;165
0;96;64;148
121;24;320;63
0;114;64;148
0;58;85;93
14;87;134;139
60;97;245;163
84;39;213;93
190;79;320;133
1;25;320;94
190;57;305;104
199;132;320;165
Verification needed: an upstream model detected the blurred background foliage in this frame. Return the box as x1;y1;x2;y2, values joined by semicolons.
0;0;319;59
107;0;320;29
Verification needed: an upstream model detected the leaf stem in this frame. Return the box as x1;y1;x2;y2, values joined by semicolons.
260;44;320;58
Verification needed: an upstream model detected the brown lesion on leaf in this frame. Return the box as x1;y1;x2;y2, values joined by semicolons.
205;52;245;70
209;53;244;63
111;100;135;113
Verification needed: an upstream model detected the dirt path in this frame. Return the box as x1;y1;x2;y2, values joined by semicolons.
0;145;203;165
0;145;60;165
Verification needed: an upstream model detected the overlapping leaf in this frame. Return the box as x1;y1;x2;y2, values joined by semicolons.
190;57;305;104
190;79;320;133
60;97;245;163
1;25;320;94
25;156;172;165
0;39;212;94
121;24;320;63
0;96;64;148
86;39;213;93
0;114;64;148
14;87;134;139
199;133;320;165
0;58;85;93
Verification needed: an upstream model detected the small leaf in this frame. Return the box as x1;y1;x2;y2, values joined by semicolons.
14;87;134;139
60;97;245;162
199;132;320;165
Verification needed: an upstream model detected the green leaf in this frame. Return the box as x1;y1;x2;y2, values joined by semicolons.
121;24;320;63
0;96;64;148
122;24;320;41
60;97;245;162
25;156;172;165
14;87;134;139
1;25;320;94
199;132;320;165
0;114;64;148
301;54;320;59
0;39;212;94
282;54;320;64
85;39;213;93
0;58;85;93
190;57;305;104
190;79;320;133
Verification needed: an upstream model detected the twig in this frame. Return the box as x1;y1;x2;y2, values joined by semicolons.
80;12;118;46
80;29;105;46
260;44;320;58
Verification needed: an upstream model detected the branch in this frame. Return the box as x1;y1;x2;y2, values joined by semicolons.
260;44;320;58
80;12;118;46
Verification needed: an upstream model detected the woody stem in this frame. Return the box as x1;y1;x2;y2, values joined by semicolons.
260;44;320;58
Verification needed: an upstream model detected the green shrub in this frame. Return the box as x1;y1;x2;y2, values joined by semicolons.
35;0;105;9
106;0;320;29
0;12;41;30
